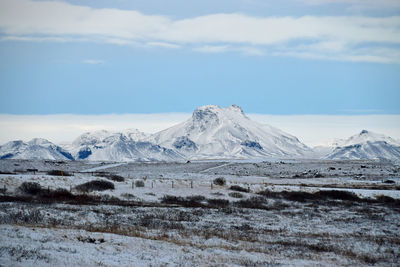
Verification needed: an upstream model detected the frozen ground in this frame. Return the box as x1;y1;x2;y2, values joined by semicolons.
0;159;399;266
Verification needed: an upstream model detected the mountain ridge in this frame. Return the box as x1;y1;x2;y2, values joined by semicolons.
149;104;311;159
1;105;399;161
325;130;400;160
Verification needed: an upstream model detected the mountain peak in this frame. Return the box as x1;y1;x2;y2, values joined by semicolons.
28;138;53;146
192;104;245;121
152;104;310;159
325;130;400;160
192;105;221;122
228;104;244;114
331;130;394;147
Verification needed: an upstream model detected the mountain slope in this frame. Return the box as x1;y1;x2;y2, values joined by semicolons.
149;104;311;159
325;130;400;160
69;130;183;162
0;138;74;160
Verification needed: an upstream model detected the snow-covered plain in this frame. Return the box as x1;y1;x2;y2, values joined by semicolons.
0;158;399;266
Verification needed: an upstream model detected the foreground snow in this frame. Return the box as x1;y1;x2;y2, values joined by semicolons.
1;197;399;266
0;159;399;266
1;225;276;267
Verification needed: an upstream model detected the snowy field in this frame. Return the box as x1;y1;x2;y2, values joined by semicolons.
0;158;399;266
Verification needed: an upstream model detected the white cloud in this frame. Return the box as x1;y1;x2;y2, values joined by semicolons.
0;113;399;147
0;113;190;144
238;47;265;56
82;59;105;64
194;45;230;53
300;0;400;9
0;0;399;62
146;42;180;49
193;45;265;56
0;35;71;42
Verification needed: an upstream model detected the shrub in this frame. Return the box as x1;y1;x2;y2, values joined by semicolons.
47;170;72;176
18;182;42;195
135;180;145;187
230;185;249;193
185;195;206;207
258;189;361;202
235;196;267;209
40;188;74;200
383;179;395;184
75;180;114;192
375;195;396;203
315;190;360;201
228;192;244;198
160;195;204;207
0;171;15;175
73;193;101;204
213;177;226;186
186;195;206;202
95;173;124;182
161;195;184;204
207;198;229;208
282;191;316;202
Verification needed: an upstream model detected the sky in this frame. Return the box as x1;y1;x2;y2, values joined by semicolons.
0;0;399;145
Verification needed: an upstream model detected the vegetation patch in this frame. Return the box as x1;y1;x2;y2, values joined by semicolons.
258;189;362;203
235;196;267;209
213;177;226;186
95;173;125;182
207;198;229;208
230;185;250;193
75;180;115;192
135;180;145;187
161;195;204;207
228;192;244;198
18;182;43;195
46;170;72;176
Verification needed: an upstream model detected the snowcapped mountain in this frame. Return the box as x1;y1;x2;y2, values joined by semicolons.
121;128;149;141
3;106;398;162
325;130;400;160
68;130;183;162
149;104;311;159
0;138;73;160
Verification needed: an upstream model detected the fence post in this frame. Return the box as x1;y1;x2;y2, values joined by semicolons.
151;181;153;188
172;181;174;188
211;182;213;190
191;180;193;189
132;182;134;189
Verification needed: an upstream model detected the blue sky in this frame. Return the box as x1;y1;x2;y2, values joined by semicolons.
0;0;399;115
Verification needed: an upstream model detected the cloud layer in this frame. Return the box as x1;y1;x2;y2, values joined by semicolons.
0;0;399;62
